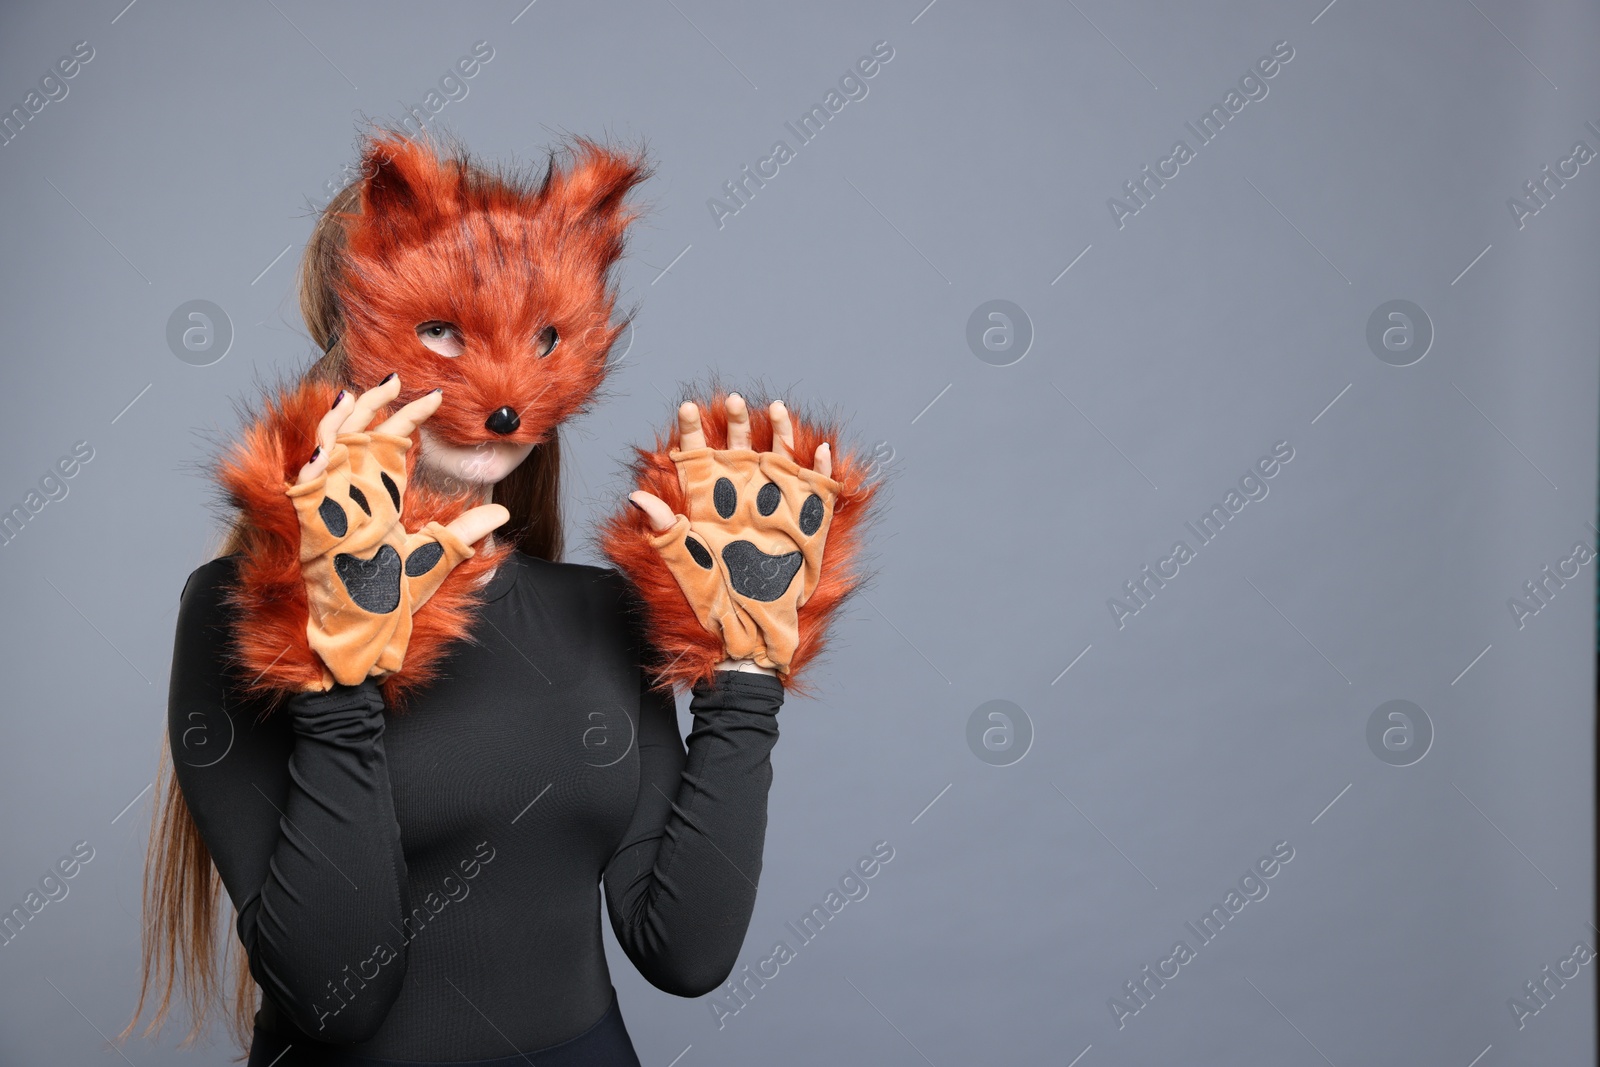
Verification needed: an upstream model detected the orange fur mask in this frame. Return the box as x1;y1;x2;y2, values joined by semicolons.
335;133;652;445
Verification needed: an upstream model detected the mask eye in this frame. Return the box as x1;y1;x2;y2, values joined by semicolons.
416;321;465;358
534;325;559;358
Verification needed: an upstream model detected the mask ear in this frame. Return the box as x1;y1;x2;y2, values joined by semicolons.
541;137;654;268
363;141;422;217
346;135;465;245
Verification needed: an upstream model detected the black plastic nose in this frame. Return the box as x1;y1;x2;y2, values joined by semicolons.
485;406;520;435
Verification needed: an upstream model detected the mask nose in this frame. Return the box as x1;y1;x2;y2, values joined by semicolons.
485;406;521;435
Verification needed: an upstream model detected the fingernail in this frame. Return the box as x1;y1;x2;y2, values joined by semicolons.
627;497;644;511
309;445;323;462
381;372;398;384
331;389;347;409
431;387;443;395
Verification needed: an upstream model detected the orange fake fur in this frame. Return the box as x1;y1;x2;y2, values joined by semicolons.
216;377;511;710
599;390;880;697
333;133;653;448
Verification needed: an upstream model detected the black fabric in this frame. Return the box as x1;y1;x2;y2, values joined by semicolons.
381;472;401;511
683;535;714;570
756;481;781;516
404;541;444;577
320;497;348;538
245;985;639;1067
170;549;784;1063
712;477;736;519
335;544;403;613
721;541;801;601
798;493;824;536
349;485;372;516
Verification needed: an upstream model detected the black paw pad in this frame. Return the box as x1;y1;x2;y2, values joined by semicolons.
722;540;802;601
684;535;714;570
713;477;737;519
349;485;372;515
756;481;781;516
381;472;401;511
798;494;825;536
405;541;444;577
334;544;403;613
319;497;348;538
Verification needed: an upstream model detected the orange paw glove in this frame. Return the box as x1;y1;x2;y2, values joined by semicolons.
645;446;841;673
285;430;476;691
600;389;880;695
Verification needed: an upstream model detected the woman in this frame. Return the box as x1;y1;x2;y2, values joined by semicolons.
118;131;874;1065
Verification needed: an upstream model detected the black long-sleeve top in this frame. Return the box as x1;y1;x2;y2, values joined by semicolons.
168;548;783;1060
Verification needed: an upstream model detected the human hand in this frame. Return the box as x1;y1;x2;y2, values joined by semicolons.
627;393;840;677
286;374;510;690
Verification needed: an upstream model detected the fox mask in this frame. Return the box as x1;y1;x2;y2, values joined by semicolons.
334;133;652;447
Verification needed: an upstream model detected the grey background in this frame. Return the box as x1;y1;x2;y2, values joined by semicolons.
0;0;1594;1064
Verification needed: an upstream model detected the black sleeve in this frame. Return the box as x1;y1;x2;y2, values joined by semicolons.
167;558;411;1043
600;575;785;997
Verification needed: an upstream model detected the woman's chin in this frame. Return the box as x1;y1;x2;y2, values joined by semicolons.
416;426;535;493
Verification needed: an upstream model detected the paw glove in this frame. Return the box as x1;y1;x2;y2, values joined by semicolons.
600;389;880;695
646;446;840;674
286;431;475;690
